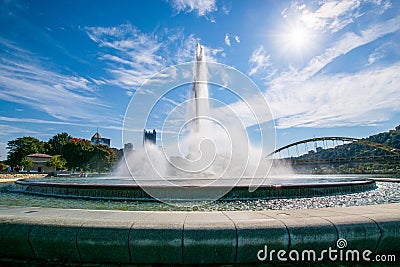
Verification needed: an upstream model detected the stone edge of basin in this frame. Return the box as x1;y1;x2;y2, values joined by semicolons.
0;203;400;265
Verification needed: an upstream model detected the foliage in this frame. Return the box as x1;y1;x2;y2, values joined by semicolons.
112;148;124;165
20;156;33;169
62;138;117;172
6;132;118;173
89;144;117;173
63;138;94;170
48;132;72;156
6;137;47;167
47;155;67;170
0;162;7;172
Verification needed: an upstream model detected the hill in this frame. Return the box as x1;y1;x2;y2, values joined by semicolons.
289;125;400;174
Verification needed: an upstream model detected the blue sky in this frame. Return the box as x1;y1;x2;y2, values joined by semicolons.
0;0;399;160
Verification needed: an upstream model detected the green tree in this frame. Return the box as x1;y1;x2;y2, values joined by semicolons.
48;132;72;156
47;155;67;170
89;144;116;173
20;156;33;169
6;137;47;167
0;162;7;172
63;138;93;171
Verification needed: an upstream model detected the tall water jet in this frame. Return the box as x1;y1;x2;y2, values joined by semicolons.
192;43;210;128
187;43;213;161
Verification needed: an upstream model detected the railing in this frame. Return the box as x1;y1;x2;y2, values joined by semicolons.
267;136;400;158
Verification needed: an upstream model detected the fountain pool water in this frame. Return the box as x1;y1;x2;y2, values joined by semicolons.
10;175;376;203
4;176;400;212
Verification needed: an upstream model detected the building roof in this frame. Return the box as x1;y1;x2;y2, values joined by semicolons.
27;153;52;158
91;132;101;140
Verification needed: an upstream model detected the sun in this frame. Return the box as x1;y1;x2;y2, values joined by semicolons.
276;22;316;58
288;25;309;48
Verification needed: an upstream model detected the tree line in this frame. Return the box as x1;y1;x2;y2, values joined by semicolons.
4;132;116;173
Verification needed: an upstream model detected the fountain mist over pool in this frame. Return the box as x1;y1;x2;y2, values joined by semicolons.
115;43;279;203
123;44;273;176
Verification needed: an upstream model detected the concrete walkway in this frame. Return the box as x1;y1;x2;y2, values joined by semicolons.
1;203;399;265
0;173;47;183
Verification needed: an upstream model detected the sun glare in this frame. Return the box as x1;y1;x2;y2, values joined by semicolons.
276;22;316;58
288;26;309;48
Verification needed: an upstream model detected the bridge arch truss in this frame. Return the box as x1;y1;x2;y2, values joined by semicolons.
268;136;399;158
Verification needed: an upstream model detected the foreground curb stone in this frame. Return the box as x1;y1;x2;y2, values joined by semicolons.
1;204;400;264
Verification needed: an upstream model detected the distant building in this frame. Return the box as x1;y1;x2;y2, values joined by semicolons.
91;130;111;146
124;143;134;151
143;129;156;145
27;153;54;173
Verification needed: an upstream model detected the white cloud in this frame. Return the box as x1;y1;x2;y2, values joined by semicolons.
266;16;400;127
310;0;361;32
168;0;217;16
85;24;163;64
282;0;391;33
224;33;231;46
205;46;225;63
224;34;240;46
0;116;123;131
0;123;40;135
368;49;384;65
85;24;165;90
175;33;201;63
367;0;392;14
248;45;271;76
225;63;400;130
222;2;231;14
367;42;393;65
86;25;225;90
0;39;110;122
267;64;400;128
244;15;400;129
274;16;400;84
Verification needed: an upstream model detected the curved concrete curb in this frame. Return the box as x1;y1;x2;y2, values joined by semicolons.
0;204;400;264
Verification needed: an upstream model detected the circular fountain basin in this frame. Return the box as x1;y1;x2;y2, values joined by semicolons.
10;176;376;201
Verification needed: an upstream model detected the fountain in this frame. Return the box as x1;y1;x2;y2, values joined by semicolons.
10;44;375;203
3;44;400;266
